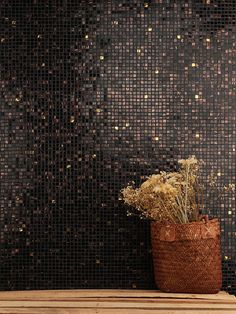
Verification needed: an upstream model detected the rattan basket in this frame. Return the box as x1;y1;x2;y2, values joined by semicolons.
151;218;222;293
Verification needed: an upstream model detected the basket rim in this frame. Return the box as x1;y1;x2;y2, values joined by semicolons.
151;217;219;227
151;218;220;241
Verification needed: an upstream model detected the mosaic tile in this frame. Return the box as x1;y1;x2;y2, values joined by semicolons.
0;0;235;293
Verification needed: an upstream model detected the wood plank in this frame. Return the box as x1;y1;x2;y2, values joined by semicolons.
0;300;236;309
0;298;234;306
1;297;235;306
0;290;234;313
0;309;233;314
0;290;234;301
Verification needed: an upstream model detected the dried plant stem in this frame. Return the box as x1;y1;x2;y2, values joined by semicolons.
183;164;190;223
175;195;187;223
159;198;176;223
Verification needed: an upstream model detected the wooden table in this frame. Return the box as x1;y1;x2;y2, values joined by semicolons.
0;290;235;313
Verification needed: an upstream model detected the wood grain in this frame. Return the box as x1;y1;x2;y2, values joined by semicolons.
0;290;234;313
0;310;235;314
0;290;234;300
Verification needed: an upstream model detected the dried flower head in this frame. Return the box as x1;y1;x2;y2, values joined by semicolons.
178;156;198;167
120;156;234;224
153;183;178;196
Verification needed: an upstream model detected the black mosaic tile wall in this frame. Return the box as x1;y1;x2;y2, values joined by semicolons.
0;0;235;292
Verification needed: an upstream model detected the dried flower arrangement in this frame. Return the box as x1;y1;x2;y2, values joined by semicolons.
120;156;235;224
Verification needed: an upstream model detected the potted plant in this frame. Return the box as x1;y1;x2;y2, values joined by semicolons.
120;156;235;293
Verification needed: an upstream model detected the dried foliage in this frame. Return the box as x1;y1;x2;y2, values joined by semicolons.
120;156;235;224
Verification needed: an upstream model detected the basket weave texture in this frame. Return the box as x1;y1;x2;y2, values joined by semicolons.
151;218;222;294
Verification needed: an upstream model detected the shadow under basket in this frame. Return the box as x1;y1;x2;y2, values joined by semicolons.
151;218;222;294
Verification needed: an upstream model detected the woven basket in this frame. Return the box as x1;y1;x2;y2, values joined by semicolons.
151;218;222;293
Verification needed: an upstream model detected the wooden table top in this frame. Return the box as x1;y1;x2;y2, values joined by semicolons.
0;289;235;313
